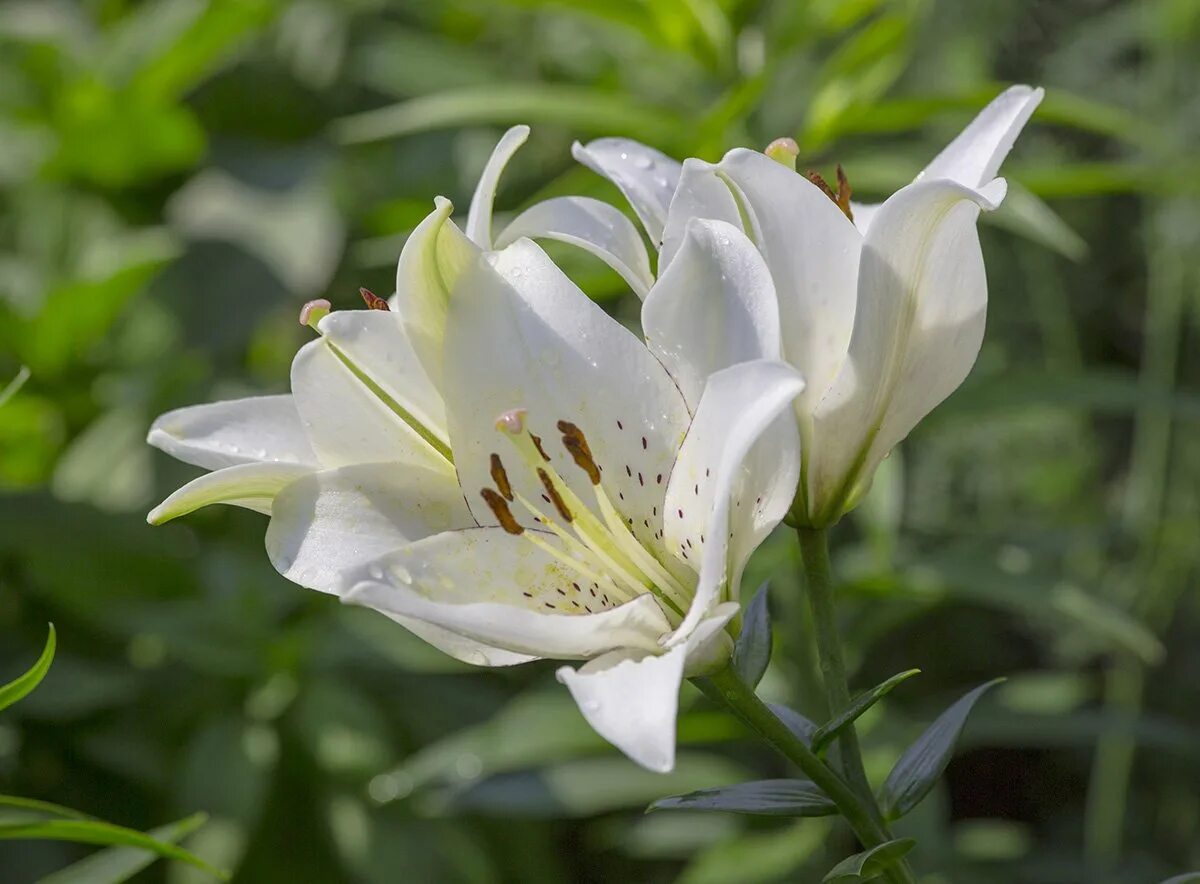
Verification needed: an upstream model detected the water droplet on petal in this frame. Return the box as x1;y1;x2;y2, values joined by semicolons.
634;155;653;170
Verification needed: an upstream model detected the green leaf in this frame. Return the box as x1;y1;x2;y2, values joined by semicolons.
0;795;88;821
823;839;916;882
991;183;1089;262
766;703;818;747
811;669;921;753
0;366;30;409
648;779;836;817
0;816;225;880
1159;876;1200;884
333;85;683;146
731;582;771;687
880;680;1004;820
38;813;210;884
0;623;56;712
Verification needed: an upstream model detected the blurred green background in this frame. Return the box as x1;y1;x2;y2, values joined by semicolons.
1;0;1198;881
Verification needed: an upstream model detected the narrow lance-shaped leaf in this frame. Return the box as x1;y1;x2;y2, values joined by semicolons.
0;366;30;408
0;817;227;881
823;839;916;883
812;669;921;753
731;582;771;687
0;624;56;712
0;795;89;821
648;779;836;817
880;679;1004;820
39;813;211;884
1158;875;1200;884
766;702;818;747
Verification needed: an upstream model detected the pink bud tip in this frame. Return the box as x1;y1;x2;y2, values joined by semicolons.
299;299;332;328
494;408;527;434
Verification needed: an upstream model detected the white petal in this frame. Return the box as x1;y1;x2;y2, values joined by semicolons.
147;462;311;524
316;310;448;448
847;87;1040;236
555;602;739;772
290;339;454;472
918;86;1044;190
344;529;673;658
682;602;741;676
806;178;1003;524
494;196;654;299
848;200;881;235
664;360;804;644
659;158;744;270
642;219;781;410
556;643;687;773
442;238;691;549
147;396;317;471
572;138;682;244
465;125;530;248
393;197;478;389
264;462;474;594
717;149;862;409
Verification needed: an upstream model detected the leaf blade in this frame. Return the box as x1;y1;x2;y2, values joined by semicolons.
648;779;836;817
38;813;211;884
0;817;226;881
0;624;56;712
731;582;771;688
823;839;916;882
880;679;1004;820
812;669;921;753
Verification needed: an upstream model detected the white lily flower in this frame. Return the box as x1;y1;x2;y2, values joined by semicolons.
576;85;1044;525
148;148;805;770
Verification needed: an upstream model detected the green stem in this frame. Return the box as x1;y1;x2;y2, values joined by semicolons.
703;667;917;884
796;526;879;815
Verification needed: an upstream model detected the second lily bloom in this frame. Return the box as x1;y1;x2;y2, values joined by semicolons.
580;85;1044;525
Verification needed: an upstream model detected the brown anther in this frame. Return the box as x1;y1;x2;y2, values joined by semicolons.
805;168;854;222
530;434;551;462
557;420;601;485
359;287;390;311
806;170;837;202
481;488;523;535
537;469;574;522
835;164;854;221
489;454;513;501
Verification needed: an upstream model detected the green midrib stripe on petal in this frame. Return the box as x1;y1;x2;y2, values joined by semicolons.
814;202;955;525
326;342;455;466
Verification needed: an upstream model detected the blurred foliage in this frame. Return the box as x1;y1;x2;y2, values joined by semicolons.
1;0;1198;882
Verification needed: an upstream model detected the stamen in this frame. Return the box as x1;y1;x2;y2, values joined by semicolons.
359;287;391;311
537;468;573;522
805;168;854;222
481;488;523;535
490;454;513;501
835;164;854;221
493;411;692;623
531;434;551;462
557;420;601;485
806;170;837;202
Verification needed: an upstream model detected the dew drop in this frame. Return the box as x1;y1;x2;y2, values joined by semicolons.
634;155;653;170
